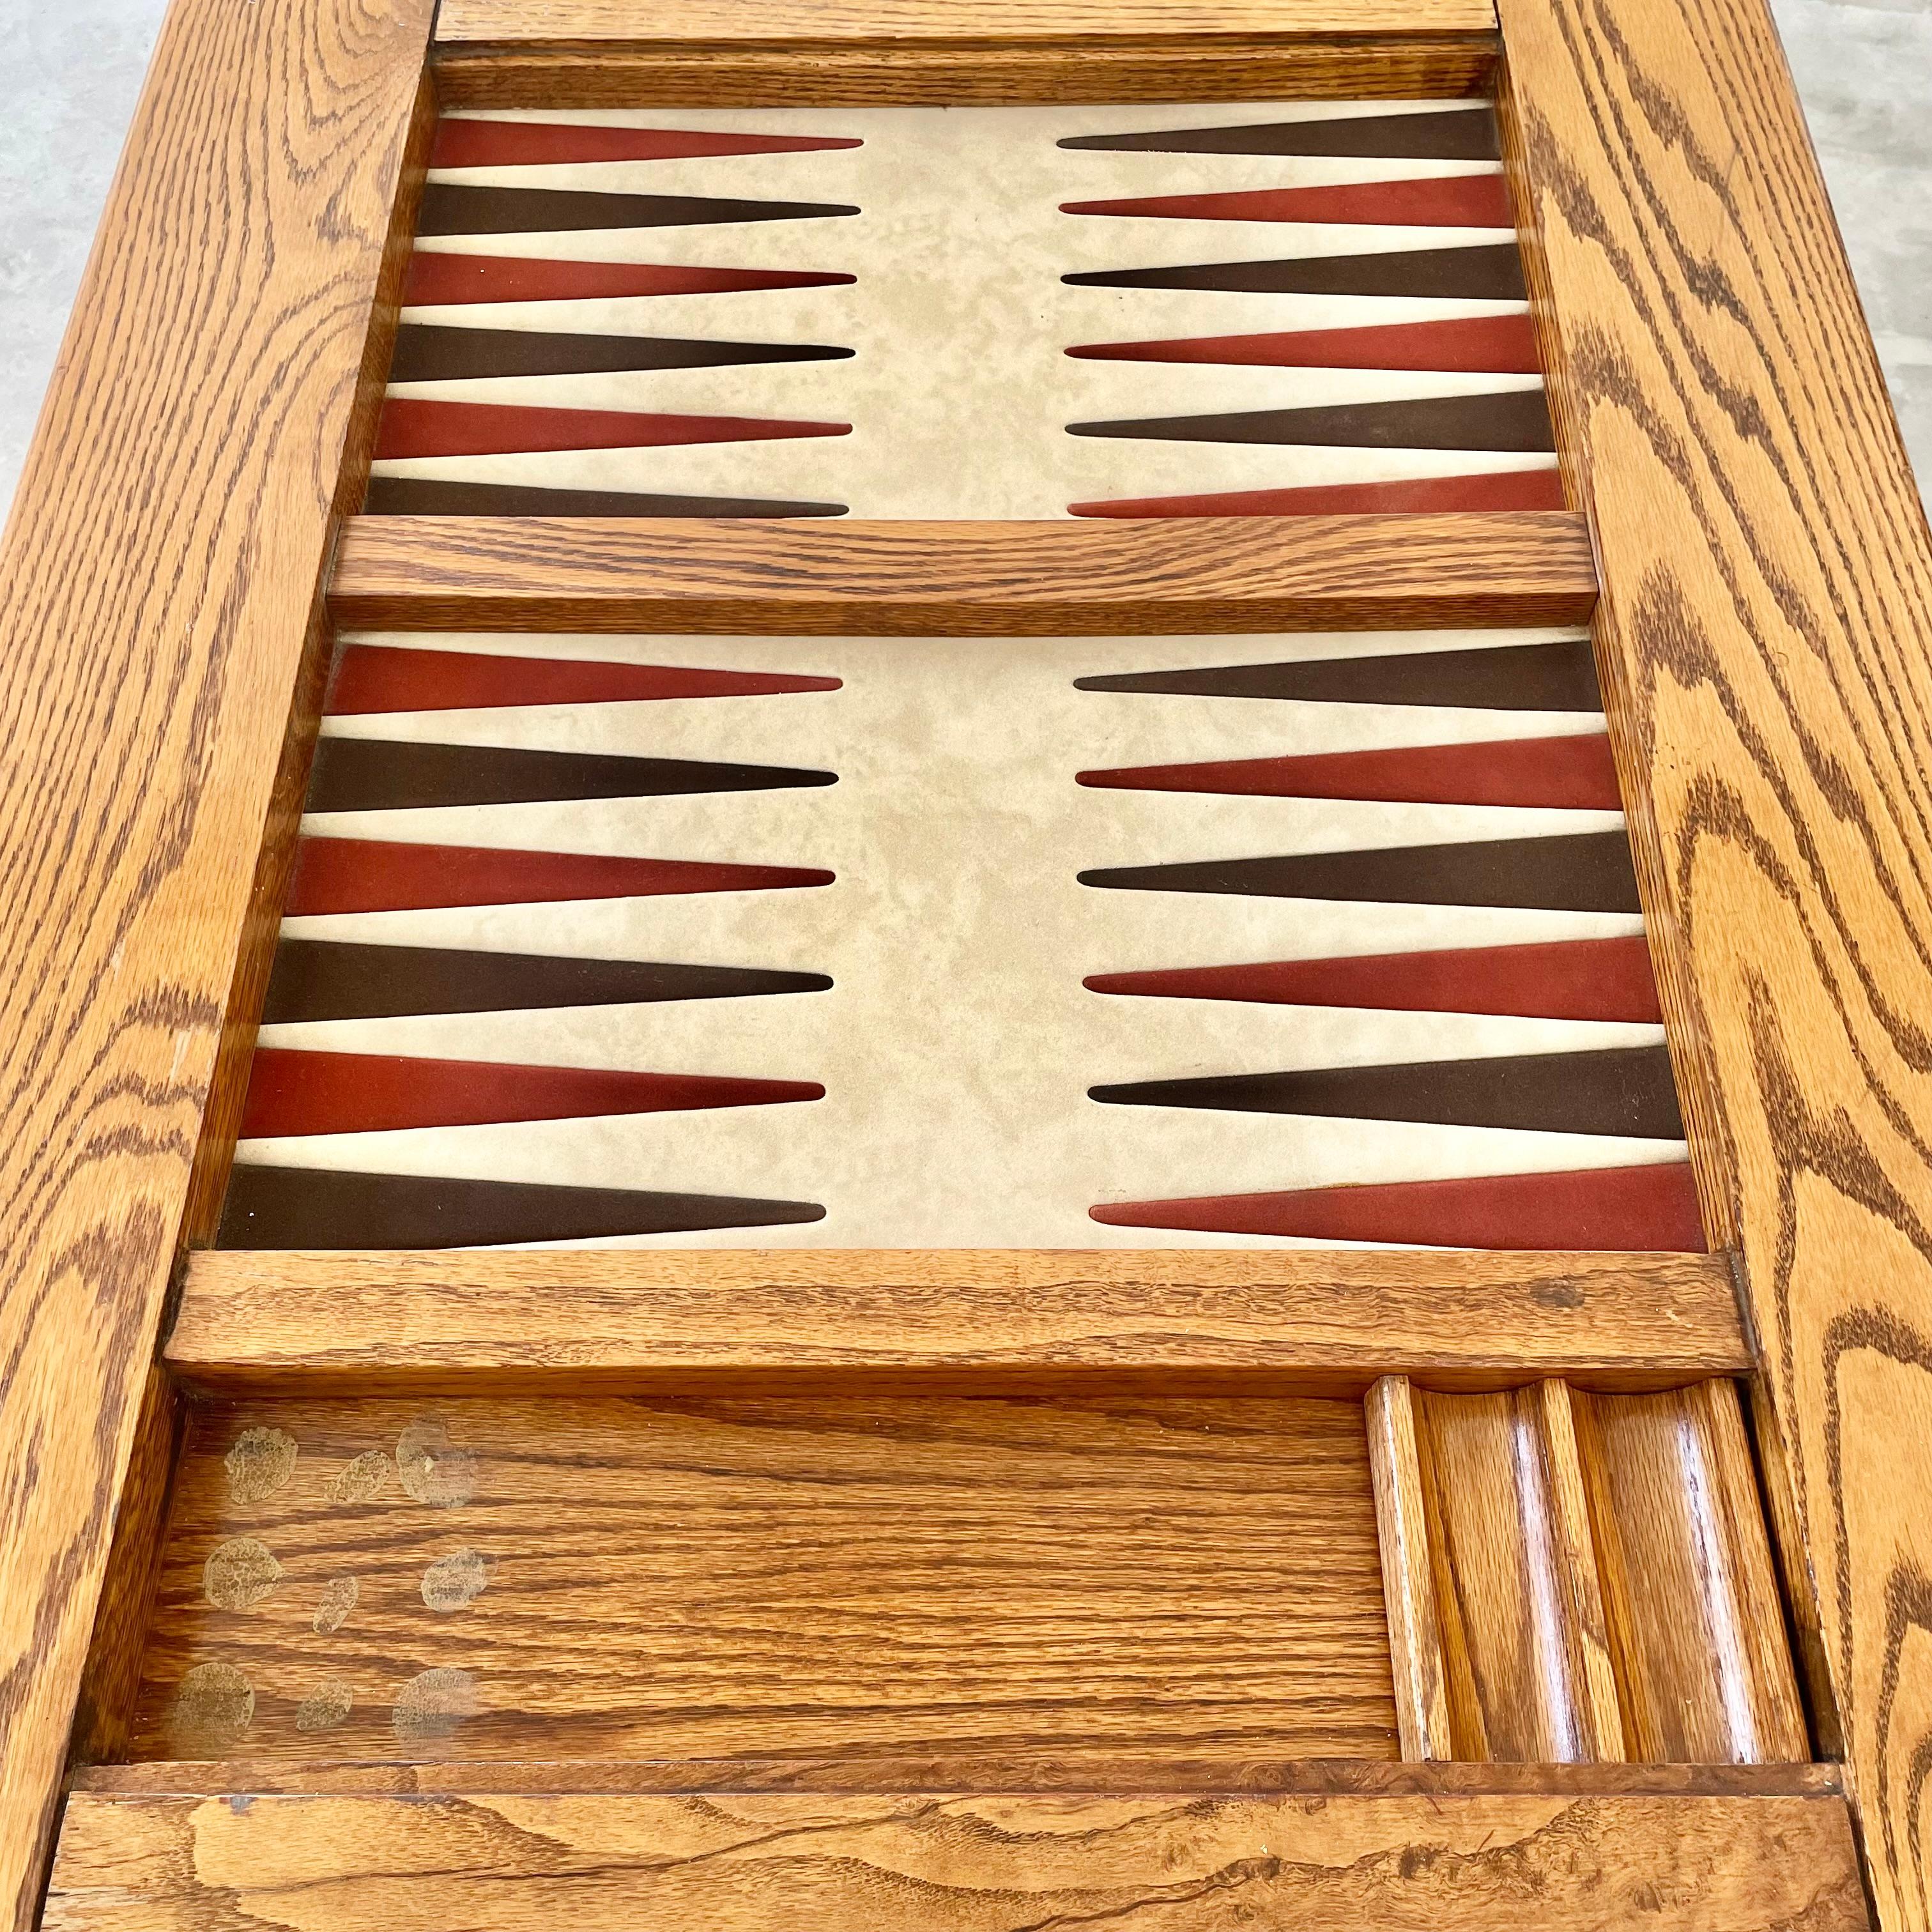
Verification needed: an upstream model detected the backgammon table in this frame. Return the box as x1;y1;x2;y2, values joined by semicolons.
3;1;1930;1928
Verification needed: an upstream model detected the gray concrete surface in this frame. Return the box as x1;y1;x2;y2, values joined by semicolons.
0;0;1925;526
1770;0;1931;486
1;0;165;522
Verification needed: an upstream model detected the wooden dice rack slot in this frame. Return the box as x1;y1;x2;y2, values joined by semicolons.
3;4;1929;1931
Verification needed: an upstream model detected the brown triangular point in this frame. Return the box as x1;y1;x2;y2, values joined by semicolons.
263;940;832;1023
219;1166;824;1248
1089;1044;1683;1139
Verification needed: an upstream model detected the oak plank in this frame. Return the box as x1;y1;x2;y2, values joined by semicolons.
434;0;1497;45
45;1788;1868;1932
1414;1386;1622;1761
68;1757;1848;1797
1366;1377;1452;1759
326;512;1599;636
67;1373;183;1767
1496;0;1932;1911
433;38;1498;107
166;1248;1750;1393
1575;1384;1809;1764
0;0;433;1920
125;1391;1398;1764
1748;1379;1844;1758
1533;1379;1627;1761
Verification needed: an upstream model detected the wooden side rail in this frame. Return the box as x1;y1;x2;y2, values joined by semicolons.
1498;0;1932;1917
47;1781;1866;1932
165;1248;1747;1392
328;512;1599;635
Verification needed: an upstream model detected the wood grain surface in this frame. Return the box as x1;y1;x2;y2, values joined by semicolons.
1576;1383;1809;1764
433;38;1499;107
166;1248;1748;1393
67;1757;1848;1797
1531;1380;1626;1758
326;512;1598;634
126;1392;1397;1763
1366;1376;1452;1758
0;0;431;1921
434;0;1496;45
1412;1379;1803;1763
45;1788;1867;1932
67;1373;183;1767
1416;1384;1623;1761
1497;0;1932;1913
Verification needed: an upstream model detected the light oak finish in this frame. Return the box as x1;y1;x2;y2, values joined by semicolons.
1498;0;1932;1909
68;1374;183;1768
1576;1384;1809;1765
44;1787;1867;1932
66;1758;1848;1797
1748;1378;1843;1758
326;512;1599;636
126;1392;1397;1763
1366;1377;1452;1759
1533;1379;1627;1758
167;1249;1750;1394
0;0;433;1921
436;0;1496;40
1414;1384;1623;1761
1407;1380;1805;1766
433;38;1498;106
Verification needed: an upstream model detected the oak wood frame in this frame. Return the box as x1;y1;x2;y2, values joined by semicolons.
43;1786;1868;1932
429;3;1501;107
433;40;1501;108
1;0;1928;1928
64;1756;1844;1795
165;1248;1749;1395
1494;0;1932;1921
331;511;1598;634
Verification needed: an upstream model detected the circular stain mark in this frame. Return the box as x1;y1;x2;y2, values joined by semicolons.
328;1450;393;1505
421;1549;491;1612
296;1678;355;1733
224;1427;298;1506
394;1666;477;1740
204;1537;283;1610
313;1575;360;1635
173;1662;255;1744
397;1419;477;1508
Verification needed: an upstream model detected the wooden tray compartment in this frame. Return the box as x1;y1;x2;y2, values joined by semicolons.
1390;1377;1807;1764
125;1386;1398;1763
106;1366;1810;1772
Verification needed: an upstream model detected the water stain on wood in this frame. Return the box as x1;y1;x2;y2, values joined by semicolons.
203;1538;282;1611
326;1450;392;1505
312;1576;359;1635
223;1427;297;1506
393;1667;477;1740
171;1662;254;1746
420;1549;490;1612
396;1419;477;1507
295;1679;355;1733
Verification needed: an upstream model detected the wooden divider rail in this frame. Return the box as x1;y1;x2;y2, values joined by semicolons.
1;2;1929;1931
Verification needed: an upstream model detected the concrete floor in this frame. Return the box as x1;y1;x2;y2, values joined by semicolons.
1;0;1926;525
